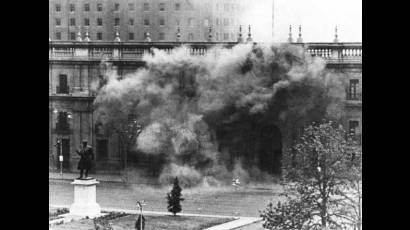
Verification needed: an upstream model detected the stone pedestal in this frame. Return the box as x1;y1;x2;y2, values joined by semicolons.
69;178;101;218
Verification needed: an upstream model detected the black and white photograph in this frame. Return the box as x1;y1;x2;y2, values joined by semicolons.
48;0;362;229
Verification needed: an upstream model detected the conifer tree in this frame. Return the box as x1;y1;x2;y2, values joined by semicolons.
167;177;184;216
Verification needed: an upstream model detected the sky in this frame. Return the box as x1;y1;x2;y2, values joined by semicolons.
242;0;362;43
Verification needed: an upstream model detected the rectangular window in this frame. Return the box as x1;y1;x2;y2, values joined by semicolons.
175;3;180;11
129;32;134;40
97;3;103;11
58;74;68;94
55;32;61;40
159;32;165;40
70;4;75;12
159;3;165;11
70;18;75;26
57;112;68;126
114;3;120;11
348;79;359;100
129;3;135;11
188;18;194;27
143;2;149;11
204;19;209;27
144;18;150;26
55;18;61;26
97;32;103;40
84;3;90;11
114;18;120;26
97;18;103;26
223;33;229;40
159;18;165;26
84;18;90;26
223;18;229;26
349;120;359;135
215;32;219;41
55;4;61;12
216;18;220;26
70;32;76;40
224;4;229;11
129;18;134;26
188;33;194;41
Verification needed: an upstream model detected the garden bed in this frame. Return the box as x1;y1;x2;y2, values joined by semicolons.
50;212;234;230
49;208;69;221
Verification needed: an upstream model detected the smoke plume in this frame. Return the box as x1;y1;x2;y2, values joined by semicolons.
94;43;345;187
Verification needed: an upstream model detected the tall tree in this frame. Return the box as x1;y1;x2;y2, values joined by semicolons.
261;120;362;230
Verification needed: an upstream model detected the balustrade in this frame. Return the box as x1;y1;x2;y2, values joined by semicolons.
49;41;361;63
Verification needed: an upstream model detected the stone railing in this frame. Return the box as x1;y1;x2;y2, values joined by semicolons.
49;41;361;64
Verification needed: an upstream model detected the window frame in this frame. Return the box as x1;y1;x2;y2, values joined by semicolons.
84;3;90;12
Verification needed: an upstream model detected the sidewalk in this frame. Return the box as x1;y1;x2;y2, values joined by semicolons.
49;204;261;230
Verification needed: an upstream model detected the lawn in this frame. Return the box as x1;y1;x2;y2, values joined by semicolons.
50;214;234;230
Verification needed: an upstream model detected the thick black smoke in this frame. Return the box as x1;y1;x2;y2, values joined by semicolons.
94;43;345;187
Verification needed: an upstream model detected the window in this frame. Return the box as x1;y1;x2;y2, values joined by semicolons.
349;120;359;135
84;18;90;26
70;18;75;26
56;111;70;132
114;3;120;11
55;32;61;40
70;4;75;12
223;33;229;40
114;18;120;26
55;4;61;12
159;32;165;40
97;3;103;11
58;74;68;94
128;3;135;11
204;19;209;27
223;18;229;26
97;32;103;40
143;2;149;11
188;33;194;41
188;18;194;27
55;18;61;26
159;3;165;11
224;4;229;11
129;32;134;40
348;79;359;100
84;3;90;11
97;18;103;26
144;18;150;26
129;18;134;26
159;18;165;26
70;32;76;40
216;18;220;26
175;3;180;11
215;32;219;41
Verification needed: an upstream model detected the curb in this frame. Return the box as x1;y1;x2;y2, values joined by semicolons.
49;204;261;230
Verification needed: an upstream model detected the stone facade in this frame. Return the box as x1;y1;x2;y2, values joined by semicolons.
49;0;248;42
49;41;362;173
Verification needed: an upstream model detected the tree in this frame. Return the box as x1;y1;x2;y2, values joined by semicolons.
167;177;185;216
261;120;362;230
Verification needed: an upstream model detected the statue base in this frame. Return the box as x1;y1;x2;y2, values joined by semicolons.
69;178;101;218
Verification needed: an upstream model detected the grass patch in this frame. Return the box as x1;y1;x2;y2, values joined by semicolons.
49;208;69;221
50;214;234;230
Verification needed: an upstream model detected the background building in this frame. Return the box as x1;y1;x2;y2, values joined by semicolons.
49;0;249;42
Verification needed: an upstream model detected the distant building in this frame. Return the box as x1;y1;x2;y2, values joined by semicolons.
49;0;248;42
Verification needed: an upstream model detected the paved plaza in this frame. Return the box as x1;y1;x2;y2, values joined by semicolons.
49;178;283;218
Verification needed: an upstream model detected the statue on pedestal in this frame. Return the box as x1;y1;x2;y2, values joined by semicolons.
76;139;94;179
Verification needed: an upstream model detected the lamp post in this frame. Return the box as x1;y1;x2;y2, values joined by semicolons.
136;200;147;230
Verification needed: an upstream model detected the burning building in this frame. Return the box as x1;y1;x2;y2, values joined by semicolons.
49;38;361;186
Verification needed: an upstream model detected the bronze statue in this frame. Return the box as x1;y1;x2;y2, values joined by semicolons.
76;139;94;179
